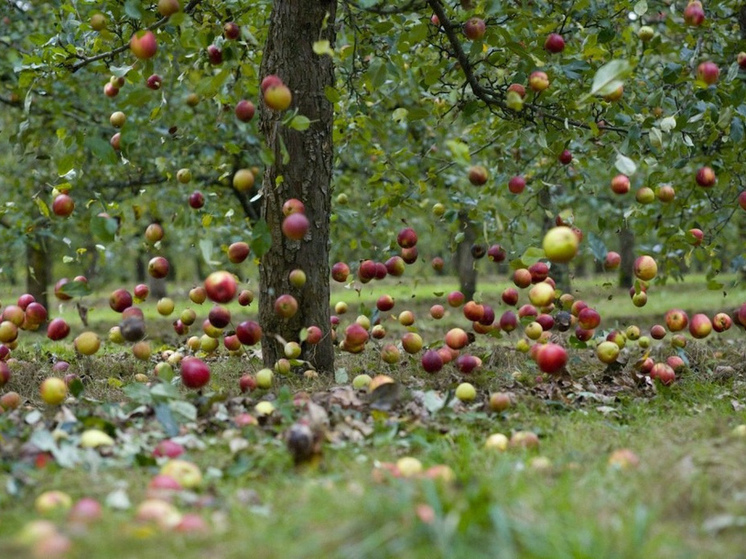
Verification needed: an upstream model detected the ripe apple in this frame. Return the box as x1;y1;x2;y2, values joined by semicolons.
158;0;180;17
397;227;418;248
513;268;531;288
235;100;255;122
529;282;554;307
401;332;423;354
161;459;202;489
683;1;705;26
557;149;572;165
656;184;675;202
207;44;222;65
207;305;231;328
146;74;163;90
431;257;445;272
488;244;507;263
499;311;518;332
282;212;310;240
508;175;526;194
236;320;262;345
542;226;579;263
74;331;100;355
489;392;511;412
689;313;712;338
738;52;746;70
544;33;565;53
47;318;70;341
148;256;170;279
376;294;395;312
305;325;322;345
529;71;550;92
233;169;255;192
636;187;655;204
578;307;601;330
130;30;158;60
188;191;205;209
501;287;519;306
204;271;237;303
651;362;676;385
145;223;164;243
596;341;620;364
463;301;484;321
603;85;624;102
103;82;119;98
274;294;298;318
463;17;486;40
224;21;240;39
331;261;350;282
610;174;630;195
536;343;568;374
109;288;133;313
109;111;126;128
40;377;67;405
264;84;292;111
468;165;488;186
688;228;704;246
110;132;121;151
696;166;716;187
634;255;657;281
430;304;445;319
237;289;254;306
261;75;283;93
380;344;400;364
401;246;418;264
421;350;443;373
697;61;719;85
256;368;273;389
228;241;250;263
712;312;732;332
446;291;465;308
181;357;210;389
445;327;468;350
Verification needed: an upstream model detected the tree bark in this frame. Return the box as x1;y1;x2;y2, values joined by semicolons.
618;225;635;288
26;235;50;312
258;0;336;372
454;211;477;302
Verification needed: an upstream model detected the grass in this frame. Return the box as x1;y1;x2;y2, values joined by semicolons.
1;274;746;557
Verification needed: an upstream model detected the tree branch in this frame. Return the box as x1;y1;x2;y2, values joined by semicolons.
66;0;205;73
346;0;426;15
425;0;629;136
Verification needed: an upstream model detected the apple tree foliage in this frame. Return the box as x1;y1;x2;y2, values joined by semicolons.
2;0;746;371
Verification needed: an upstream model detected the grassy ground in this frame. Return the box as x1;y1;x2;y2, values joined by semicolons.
1;275;746;557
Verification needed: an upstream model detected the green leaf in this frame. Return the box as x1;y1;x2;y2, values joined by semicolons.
707;280;724;290
634;0;648;16
68;377;85;398
335;368;348;383
124;0;142;19
589;59;633;96
34;198;50;218
90;214;118;242
587;232;608;261
110;65;134;78
250;219;272;258
154;402;179;438
325;86;341;103
169;400;198;423
313;40;333;56
58;278;91;298
123;383;153;405
615;153;637;176
288;115;311;131
84;135;117;165
520;246;545;266
199;239;219;266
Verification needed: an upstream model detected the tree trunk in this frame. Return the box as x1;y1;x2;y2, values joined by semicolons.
619;225;635;288
26;235;50;312
454;211;477;301
258;0;336;372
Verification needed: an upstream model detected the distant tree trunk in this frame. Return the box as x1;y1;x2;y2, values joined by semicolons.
258;0;336;372
454;211;477;301
135;253;146;283
574;256;587;278
619;225;635;288
26;235;50;312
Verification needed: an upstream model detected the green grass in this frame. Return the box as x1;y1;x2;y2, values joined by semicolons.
2;274;746;557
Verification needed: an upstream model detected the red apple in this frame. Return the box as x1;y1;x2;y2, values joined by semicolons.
384;256;406;277
188;191;205;209
146;74;163;90
274;294;298;318
331;261;350;282
610;174;630;195
604;251;621;270
738;52;746;70
634;255;657;281
130;30;158;60
430;304;445;319
235;100;255;122
544;33;565;53
204;271;237;303
488;244;507;262
109;289;133;313
656;184;676;202
696;166;716;187
535;343;567;374
499;311;518;332
712;312;732;332
228;242;250;263
689;313;712;339
513;268;532;288
282;213;310;240
224;21;240;39
157;0;180;17
421;350;443;373
376;294;395;312
208;305;231;328
558;149;572;165
445;328;468;350
305;325;322;344
650;362;675;385
683;1;705;26
501;287;519;306
206;44;222;65
397;227;418;248
463;17;486;40
261;75;283;92
650;324;667;339
181;357;210;389
236;320;262;345
401;246;418;264
697;61;719;85
148;256;170;279
47;318;70;341
52;194;75;217
507;83;526;98
508;175;526;194
447;291;465;307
